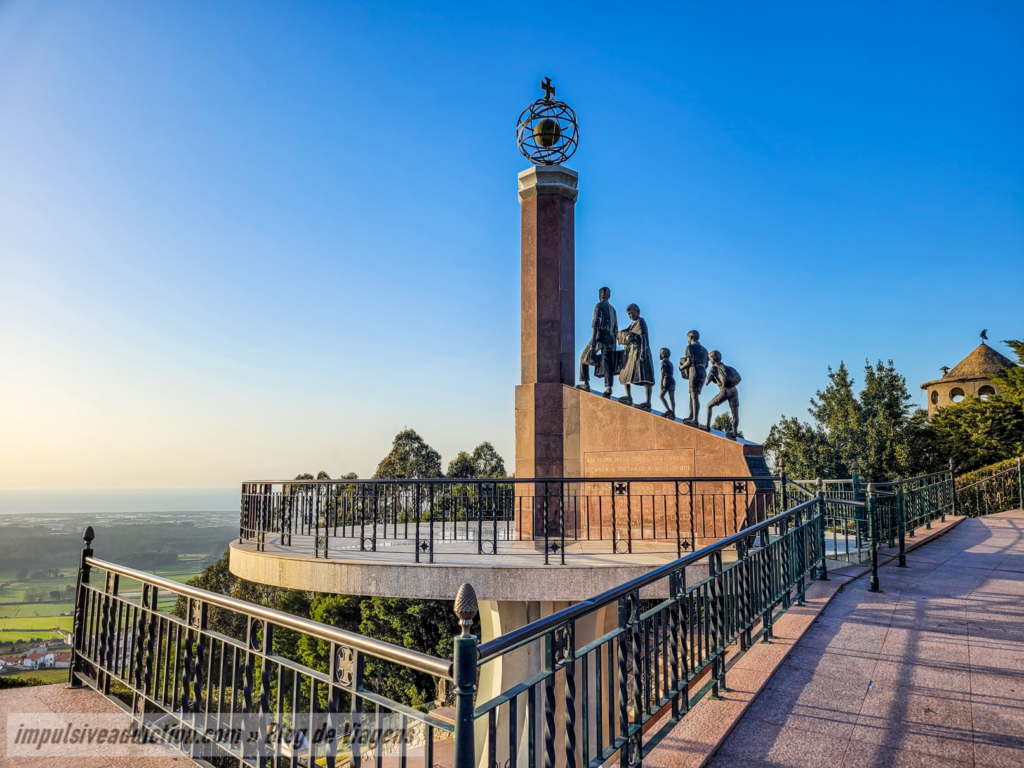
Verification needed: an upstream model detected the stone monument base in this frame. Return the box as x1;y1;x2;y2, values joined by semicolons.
515;385;772;543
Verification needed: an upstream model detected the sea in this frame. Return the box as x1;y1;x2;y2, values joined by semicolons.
0;489;238;515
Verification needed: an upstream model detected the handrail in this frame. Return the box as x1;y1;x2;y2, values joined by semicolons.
477;497;820;660
244;475;781;486
957;465;1018;493
822;498;866;507
86;556;452;679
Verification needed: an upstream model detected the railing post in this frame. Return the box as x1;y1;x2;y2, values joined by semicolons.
795;505;806;605
780;465;789;511
851;460;866;544
67;526;95;689
1018;459;1023;512
453;584;479;768
867;484;880;593
896;480;907;568
949;459;957;518
923;477;932;530
816;479;828;581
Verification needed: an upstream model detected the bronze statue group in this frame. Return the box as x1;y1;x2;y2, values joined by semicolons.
576;287;742;439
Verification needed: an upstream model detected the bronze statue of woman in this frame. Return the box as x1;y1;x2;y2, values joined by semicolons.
617;303;654;410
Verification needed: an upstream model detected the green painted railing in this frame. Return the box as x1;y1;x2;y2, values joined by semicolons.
66;469;958;768
956;459;1024;518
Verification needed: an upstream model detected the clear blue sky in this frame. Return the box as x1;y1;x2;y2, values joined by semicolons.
1;1;1021;488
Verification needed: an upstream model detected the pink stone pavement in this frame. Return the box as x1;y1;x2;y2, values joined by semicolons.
0;683;190;768
649;510;1024;768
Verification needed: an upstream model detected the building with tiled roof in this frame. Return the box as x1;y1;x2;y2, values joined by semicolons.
921;342;1015;416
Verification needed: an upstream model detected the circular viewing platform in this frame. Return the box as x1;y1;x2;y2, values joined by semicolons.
230;475;795;600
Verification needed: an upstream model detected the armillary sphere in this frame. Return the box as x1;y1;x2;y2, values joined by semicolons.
516;76;579;166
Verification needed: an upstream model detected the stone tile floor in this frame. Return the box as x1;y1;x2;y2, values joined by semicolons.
707;510;1024;768
0;682;190;767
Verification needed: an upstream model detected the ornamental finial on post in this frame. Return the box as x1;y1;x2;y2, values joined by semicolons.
454;583;478;638
516;77;579;166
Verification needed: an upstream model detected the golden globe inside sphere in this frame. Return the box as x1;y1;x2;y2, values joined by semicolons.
533;118;561;148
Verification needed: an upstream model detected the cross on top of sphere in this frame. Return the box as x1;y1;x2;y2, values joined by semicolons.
541;76;555;100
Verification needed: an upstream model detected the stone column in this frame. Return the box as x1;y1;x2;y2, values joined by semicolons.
515;166;579;538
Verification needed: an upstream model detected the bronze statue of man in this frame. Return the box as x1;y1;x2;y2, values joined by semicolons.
577;287;618;397
704;350;741;438
678;330;709;425
617;303;654;410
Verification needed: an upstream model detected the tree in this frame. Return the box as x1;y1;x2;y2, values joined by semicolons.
711;413;743;438
993;340;1024;408
373;429;443;479
446;451;476;479
316;471;331;480
16;568;27;582
765;359;923;481
359;597;463;708
859;360;918;480
447;442;508;479
340;472;359;480
470;442;507;478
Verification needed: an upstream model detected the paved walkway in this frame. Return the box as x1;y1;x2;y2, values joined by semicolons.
708;510;1024;768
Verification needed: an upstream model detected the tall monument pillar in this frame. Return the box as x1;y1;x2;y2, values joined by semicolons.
515;165;577;482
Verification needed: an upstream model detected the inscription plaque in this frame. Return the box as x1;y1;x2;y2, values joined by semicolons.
584;449;695;478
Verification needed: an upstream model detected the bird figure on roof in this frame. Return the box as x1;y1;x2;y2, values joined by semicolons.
981;329;989;343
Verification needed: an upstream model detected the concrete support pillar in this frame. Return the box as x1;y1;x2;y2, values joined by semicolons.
476;598;616;768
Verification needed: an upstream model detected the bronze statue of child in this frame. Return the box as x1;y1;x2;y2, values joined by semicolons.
617;303;654;411
678;330;709;425
704;350;741;438
659;347;675;419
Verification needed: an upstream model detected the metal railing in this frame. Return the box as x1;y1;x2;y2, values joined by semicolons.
67;527;454;767
956;460;1024;518
468;496;826;768
239;476;786;564
68;469;957;768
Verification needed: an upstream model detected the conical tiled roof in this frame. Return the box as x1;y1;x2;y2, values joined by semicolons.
921;343;1016;389
943;344;1014;382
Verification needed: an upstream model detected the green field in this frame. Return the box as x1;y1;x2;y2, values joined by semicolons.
0;562;205;643
0;603;74;618
0;616;73;631
0;574;77;603
0;614;73;642
1;668;69;685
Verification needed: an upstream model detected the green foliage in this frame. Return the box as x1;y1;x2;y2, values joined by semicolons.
0;675;46;688
921;397;1024;473
711;413;743;438
373;429;443;479
765;360;921;481
470;442;507;478
446;452;476;479
955;457;1023;490
446;442;508;479
993;340;1024;408
359;597;461;709
172;550;302;640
